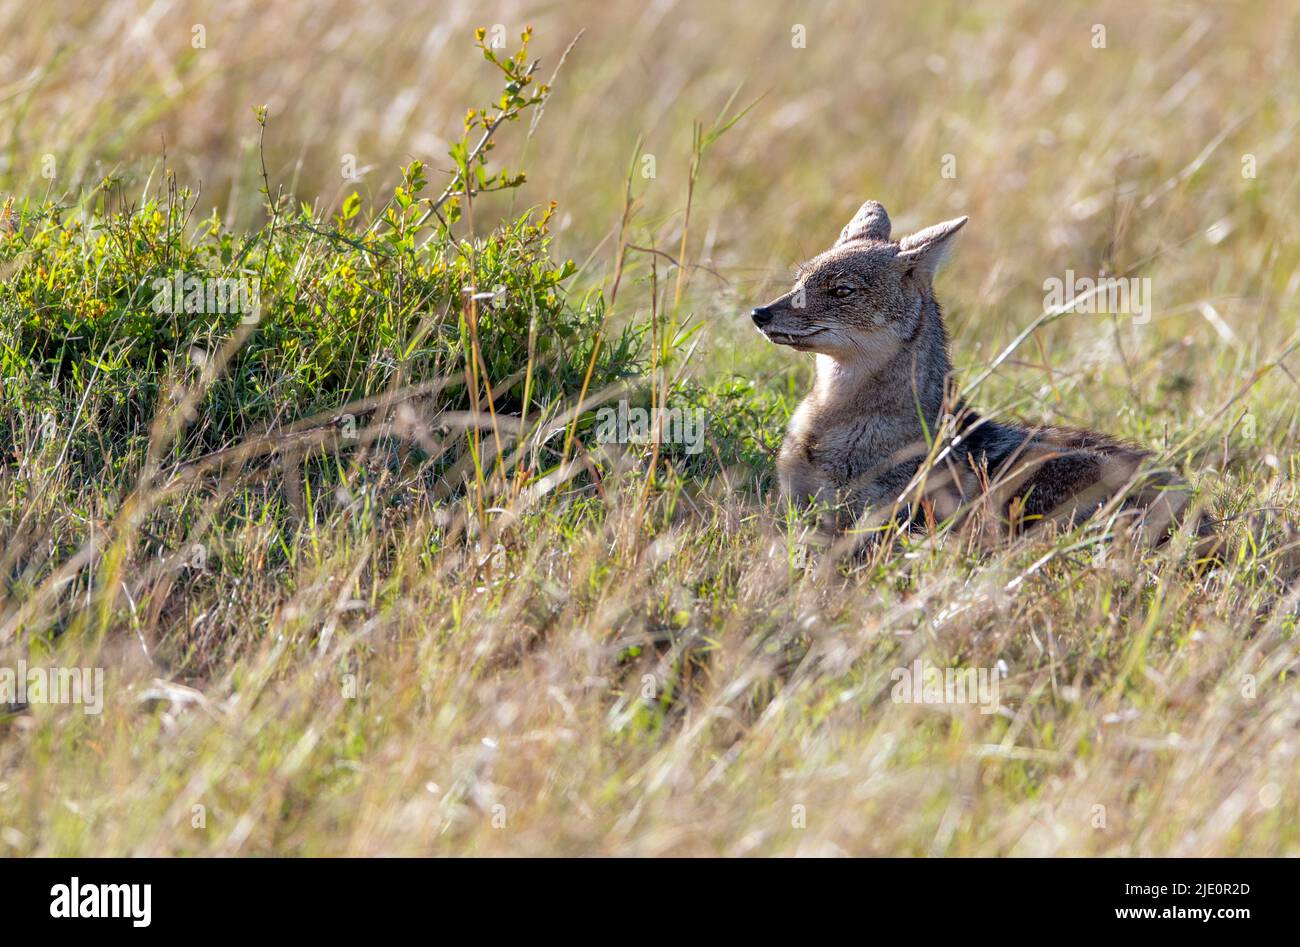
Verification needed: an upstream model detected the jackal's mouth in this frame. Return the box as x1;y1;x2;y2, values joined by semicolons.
761;327;824;349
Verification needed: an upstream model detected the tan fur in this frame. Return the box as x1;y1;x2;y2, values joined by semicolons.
752;200;1204;548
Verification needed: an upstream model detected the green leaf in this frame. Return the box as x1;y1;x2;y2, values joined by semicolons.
341;193;361;222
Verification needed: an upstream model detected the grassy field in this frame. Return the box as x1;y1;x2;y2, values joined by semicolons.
0;0;1297;855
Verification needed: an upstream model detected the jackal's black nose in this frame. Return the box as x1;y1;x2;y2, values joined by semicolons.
751;306;773;327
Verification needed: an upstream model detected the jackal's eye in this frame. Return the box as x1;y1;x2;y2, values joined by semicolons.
830;285;855;298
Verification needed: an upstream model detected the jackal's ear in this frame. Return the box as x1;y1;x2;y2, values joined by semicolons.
836;200;891;246
894;216;968;280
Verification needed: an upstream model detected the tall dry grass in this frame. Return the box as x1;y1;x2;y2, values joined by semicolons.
0;0;1297;855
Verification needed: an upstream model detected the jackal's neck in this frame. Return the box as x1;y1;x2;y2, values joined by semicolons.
812;293;953;432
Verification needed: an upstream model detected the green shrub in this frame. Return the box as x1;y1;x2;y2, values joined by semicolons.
0;29;645;483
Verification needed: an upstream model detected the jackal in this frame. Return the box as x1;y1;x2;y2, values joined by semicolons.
752;200;1196;544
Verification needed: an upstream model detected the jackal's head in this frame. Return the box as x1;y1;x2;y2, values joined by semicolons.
751;201;967;357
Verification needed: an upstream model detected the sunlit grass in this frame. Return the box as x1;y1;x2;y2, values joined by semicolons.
0;0;1297;855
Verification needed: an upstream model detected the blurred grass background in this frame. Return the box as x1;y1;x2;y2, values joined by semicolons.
6;1;1298;399
17;4;1298;441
